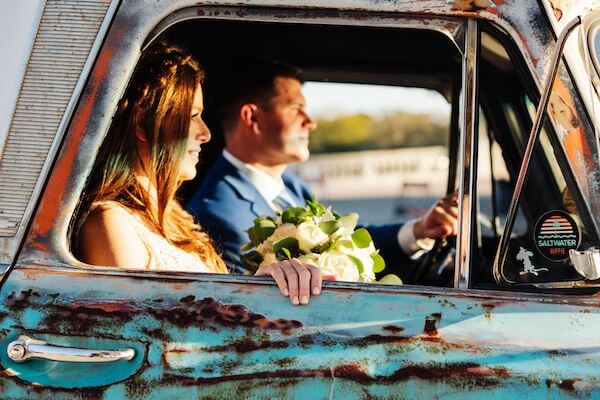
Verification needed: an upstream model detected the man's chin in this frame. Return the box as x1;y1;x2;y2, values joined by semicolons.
293;151;310;163
277;147;310;164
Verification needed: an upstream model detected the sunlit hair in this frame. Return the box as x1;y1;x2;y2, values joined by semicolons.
86;42;227;273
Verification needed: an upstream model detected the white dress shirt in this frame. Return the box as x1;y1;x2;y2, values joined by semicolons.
222;150;432;257
223;149;286;210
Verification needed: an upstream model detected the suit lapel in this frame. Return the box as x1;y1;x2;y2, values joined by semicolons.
282;172;310;206
218;155;274;218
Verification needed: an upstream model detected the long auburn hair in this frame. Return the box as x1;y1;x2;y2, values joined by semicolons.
86;42;227;273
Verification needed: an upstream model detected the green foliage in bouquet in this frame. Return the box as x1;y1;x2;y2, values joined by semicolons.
241;197;402;285
273;237;300;260
281;207;308;224
244;217;277;248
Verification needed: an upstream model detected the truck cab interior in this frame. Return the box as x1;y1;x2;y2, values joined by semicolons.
77;10;599;292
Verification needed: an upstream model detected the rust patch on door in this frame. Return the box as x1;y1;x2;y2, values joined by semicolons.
546;378;579;392
548;0;564;21
3;291;303;335
147;296;303;331
423;313;442;336
161;361;511;387
451;0;494;11
549;92;580;131
382;325;405;334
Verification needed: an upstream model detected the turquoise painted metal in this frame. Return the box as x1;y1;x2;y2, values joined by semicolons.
1;267;599;398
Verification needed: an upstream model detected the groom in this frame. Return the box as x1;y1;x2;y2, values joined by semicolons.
187;60;458;274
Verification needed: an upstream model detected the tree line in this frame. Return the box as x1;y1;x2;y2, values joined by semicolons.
309;112;449;153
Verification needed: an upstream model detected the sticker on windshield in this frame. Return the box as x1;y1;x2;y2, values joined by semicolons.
534;210;580;261
517;246;548;276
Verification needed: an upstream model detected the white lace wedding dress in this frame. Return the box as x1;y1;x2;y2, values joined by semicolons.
86;202;212;273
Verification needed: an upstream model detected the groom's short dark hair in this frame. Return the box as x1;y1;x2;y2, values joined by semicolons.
212;59;304;133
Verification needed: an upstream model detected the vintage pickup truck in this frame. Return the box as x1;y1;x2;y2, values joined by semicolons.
0;0;599;398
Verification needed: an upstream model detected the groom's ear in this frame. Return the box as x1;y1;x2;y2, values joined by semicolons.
239;103;260;134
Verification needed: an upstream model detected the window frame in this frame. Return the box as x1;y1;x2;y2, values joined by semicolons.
491;16;600;289
17;1;599;304
21;4;471;295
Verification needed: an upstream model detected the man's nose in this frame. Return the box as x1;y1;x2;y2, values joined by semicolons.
303;112;317;131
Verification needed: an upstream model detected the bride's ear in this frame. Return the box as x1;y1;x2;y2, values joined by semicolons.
134;126;147;144
240;103;260;134
133;110;148;144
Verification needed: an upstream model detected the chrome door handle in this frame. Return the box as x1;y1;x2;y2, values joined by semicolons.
6;335;135;363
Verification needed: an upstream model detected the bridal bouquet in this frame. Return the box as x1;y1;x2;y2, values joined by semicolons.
241;198;402;284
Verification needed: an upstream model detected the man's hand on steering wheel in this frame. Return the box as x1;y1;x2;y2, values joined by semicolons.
413;192;459;242
411;192;459;285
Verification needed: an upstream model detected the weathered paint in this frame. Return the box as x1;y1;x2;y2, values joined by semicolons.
451;0;495;12
30;16;130;240
548;67;600;223
550;79;595;196
546;0;600;24
543;0;600;222
1;267;600;398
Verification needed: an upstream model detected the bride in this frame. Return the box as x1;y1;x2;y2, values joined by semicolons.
77;42;324;306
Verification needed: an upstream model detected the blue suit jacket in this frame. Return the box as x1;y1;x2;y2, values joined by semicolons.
187;154;411;273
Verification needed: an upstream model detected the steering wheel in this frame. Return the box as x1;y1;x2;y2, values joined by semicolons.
411;236;456;286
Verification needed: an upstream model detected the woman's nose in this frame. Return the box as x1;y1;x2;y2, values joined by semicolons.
195;120;211;143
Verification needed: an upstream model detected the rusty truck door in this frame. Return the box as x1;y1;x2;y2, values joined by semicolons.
2;267;600;397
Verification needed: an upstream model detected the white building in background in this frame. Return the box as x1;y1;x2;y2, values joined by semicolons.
290;146;448;199
290;144;506;200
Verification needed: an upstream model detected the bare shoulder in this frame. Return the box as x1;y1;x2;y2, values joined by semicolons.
78;203;150;268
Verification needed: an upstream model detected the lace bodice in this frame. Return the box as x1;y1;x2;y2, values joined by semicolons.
87;202;212;273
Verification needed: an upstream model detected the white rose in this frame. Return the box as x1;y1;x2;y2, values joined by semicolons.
336;213;359;237
334;235;355;255
331;236;376;282
315;251;359;282
355;249;375;282
296;220;329;253
367;241;376;253
321;206;336;222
